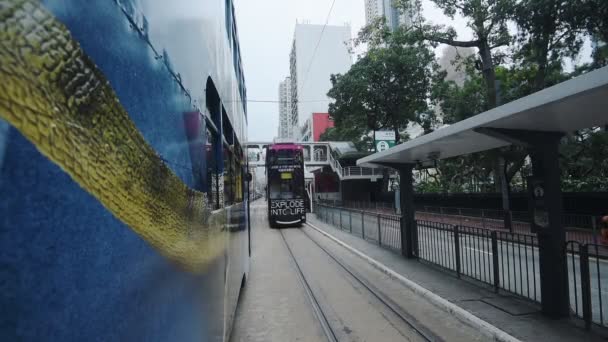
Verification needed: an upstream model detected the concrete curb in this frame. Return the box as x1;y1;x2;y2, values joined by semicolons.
305;222;522;342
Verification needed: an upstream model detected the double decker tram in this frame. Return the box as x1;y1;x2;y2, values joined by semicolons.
266;143;307;227
1;1;250;341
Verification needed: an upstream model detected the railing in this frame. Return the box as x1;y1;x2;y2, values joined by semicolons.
417;221;539;302
327;151;344;178
326;151;391;180
315;204;401;251
567;242;608;329
418;205;600;228
315;201;608;330
315;203;540;303
324;201;603;246
321;200;396;214
417;206;602;246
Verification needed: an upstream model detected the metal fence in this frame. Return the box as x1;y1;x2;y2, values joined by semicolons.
567;242;608;329
416;220;540;302
320;200;602;246
315;202;608;331
418;206;600;233
330;200;396;214
315;204;401;251
315;203;541;302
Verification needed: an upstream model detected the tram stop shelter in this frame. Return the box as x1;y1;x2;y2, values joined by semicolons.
357;66;608;318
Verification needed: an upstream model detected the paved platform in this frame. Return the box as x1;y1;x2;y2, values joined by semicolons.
307;214;607;342
229;202;325;342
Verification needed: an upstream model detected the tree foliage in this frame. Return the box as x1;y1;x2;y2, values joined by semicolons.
327;29;438;144
432;57;487;124
513;0;585;91
319;127;374;152
576;0;608;67
396;0;515;109
560;129;608;191
329;0;608;193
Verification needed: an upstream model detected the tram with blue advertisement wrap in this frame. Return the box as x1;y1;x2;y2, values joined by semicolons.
266;143;307;227
0;1;250;341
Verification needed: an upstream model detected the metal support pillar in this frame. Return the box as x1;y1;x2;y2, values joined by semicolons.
498;156;513;233
476;127;568;318
530;137;569;318
399;164;417;259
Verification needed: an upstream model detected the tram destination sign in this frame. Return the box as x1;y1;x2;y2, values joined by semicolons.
270;199;305;216
269;164;301;171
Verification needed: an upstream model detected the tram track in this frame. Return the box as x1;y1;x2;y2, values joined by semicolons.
279;229;339;342
301;224;443;342
280;226;442;342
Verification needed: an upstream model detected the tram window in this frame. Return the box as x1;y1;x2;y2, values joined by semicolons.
223;145;235;206
235;161;243;202
234;144;244;202
206;128;219;210
269;179;295;200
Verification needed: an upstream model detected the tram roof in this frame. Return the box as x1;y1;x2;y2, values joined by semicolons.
358;66;608;167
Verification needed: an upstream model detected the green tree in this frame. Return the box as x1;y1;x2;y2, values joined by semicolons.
327;30;438;145
579;0;608;67
560;129;608;191
393;0;520;196
432;57;487;124
319;126;374;152
513;0;585;91
432;60;537;190
396;0;515;109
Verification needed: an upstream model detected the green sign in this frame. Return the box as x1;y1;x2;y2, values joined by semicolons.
375;131;396;152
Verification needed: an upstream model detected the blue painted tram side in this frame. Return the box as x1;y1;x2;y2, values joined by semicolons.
0;0;250;341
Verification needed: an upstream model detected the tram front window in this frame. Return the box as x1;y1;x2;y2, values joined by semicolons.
269;177;296;200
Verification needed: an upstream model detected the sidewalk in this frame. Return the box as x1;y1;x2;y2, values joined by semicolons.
307;214;607;342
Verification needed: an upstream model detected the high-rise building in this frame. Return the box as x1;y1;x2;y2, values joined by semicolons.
364;0;382;24
290;23;352;141
438;46;475;87
364;0;413;31
278;77;292;139
433;46;475;125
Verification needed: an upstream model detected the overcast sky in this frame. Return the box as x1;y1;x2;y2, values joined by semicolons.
234;1;471;142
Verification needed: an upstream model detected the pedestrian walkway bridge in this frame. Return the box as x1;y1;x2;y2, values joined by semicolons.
246;141;395;181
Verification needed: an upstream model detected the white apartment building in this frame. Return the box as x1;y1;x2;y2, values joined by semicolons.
364;0;413;31
290;23;352;141
278;77;292;139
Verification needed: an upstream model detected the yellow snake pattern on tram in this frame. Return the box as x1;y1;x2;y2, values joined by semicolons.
0;0;227;272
